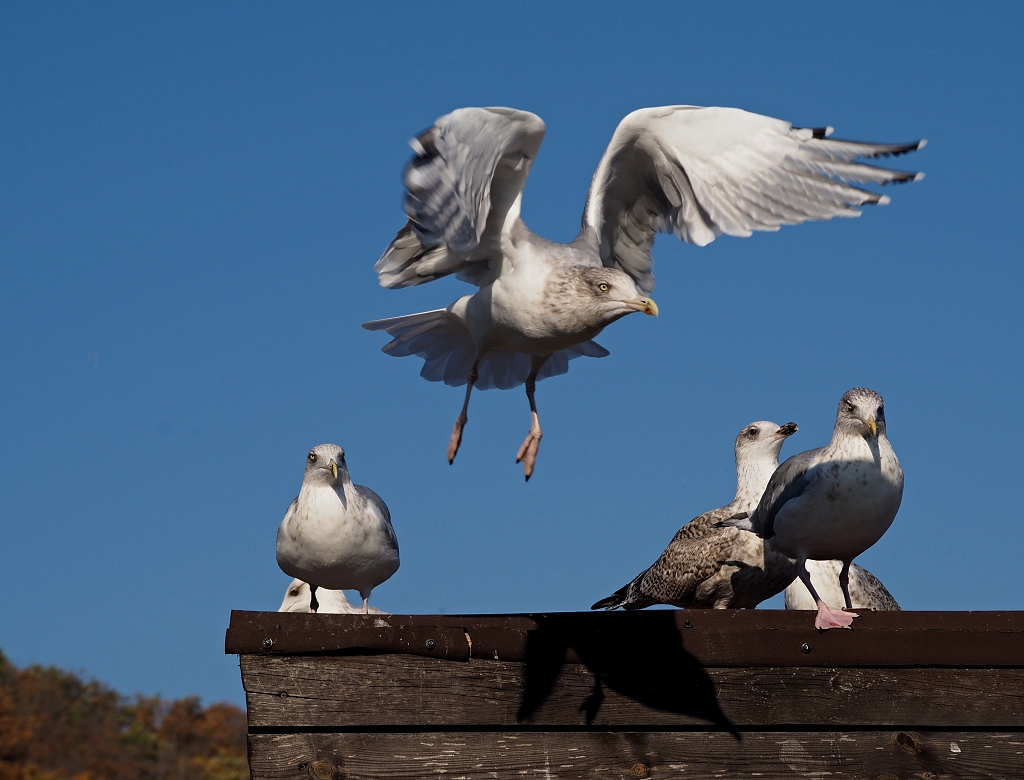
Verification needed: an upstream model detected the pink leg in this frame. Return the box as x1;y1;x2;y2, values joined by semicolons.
448;361;479;464
515;359;547;481
797;558;859;631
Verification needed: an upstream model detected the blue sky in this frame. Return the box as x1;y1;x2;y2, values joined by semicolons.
1;3;1021;705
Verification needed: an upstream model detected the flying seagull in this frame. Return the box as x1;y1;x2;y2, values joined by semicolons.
364;106;924;479
722;388;903;630
785;560;900;611
278;578;387;615
276;444;399;613
592;420;798;610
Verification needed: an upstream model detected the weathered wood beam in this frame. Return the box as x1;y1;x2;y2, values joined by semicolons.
241;654;1024;729
226;610;1024;667
247;730;1024;780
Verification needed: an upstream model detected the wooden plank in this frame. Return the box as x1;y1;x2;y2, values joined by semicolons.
247;730;1024;780
226;620;469;661
226;610;1024;667
241;654;1024;728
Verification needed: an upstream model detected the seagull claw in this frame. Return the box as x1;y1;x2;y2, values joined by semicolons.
516;429;542;481
448;415;467;464
814;602;859;630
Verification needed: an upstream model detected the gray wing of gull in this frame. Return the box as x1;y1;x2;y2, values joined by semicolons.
375;107;546;289
583;105;925;294
355;484;399;553
748;447;824;540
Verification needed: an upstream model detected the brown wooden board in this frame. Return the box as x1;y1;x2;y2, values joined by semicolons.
241;653;1024;729
247;730;1024;780
227;610;1024;667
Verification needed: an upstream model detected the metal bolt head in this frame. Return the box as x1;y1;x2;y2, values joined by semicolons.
631;763;648;777
262;637;274;649
425;638;437;650
801;643;811;654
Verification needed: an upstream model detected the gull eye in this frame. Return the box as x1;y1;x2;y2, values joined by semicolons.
748;427;759;437
845;402;855;414
598;282;610;292
307;451;317;464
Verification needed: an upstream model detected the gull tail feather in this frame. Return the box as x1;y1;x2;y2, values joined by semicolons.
364;310;610;391
591;574;653;611
363;309;476;387
591;585;631;611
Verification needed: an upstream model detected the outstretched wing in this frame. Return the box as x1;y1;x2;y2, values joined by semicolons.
584;105;925;294
375;107;546;289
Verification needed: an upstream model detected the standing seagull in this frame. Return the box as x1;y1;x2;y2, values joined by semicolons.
276;444;399;613
364;105;924;479
723;389;903;630
785;560;900;611
592;420;798;610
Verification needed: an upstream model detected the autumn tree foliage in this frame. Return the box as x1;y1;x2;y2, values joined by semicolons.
0;649;248;780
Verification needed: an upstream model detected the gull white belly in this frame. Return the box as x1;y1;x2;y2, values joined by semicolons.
772;457;902;561
276;488;399;592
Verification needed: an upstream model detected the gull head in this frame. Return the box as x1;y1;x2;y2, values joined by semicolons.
733;420;798;504
279;578;362;614
735;420;799;463
571;267;658;327
304;443;348;486
835;388;886;439
279;579;313;612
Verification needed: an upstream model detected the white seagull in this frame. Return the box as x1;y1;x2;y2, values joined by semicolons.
364;105;924;479
276;444;399;613
592;421;798;610
278;578;387;615
723;388;903;630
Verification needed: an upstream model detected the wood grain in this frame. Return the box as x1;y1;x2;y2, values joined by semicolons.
242;654;1024;728
247;730;1024;780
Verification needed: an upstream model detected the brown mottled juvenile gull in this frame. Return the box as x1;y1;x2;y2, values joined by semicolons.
364;106;925;480
278;579;387;615
592;420;798;610
785;561;900;611
722;388;904;630
276;444;399;614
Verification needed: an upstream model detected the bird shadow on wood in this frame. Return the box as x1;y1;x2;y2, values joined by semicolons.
516;612;738;737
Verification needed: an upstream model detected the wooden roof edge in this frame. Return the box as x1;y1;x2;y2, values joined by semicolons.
225;609;1024;667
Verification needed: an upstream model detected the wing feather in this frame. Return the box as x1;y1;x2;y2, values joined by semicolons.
375;107;546;289
584;105;925;294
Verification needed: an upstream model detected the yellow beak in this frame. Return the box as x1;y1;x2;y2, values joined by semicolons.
631;296;659;316
864;417;877;438
330;460;339;479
